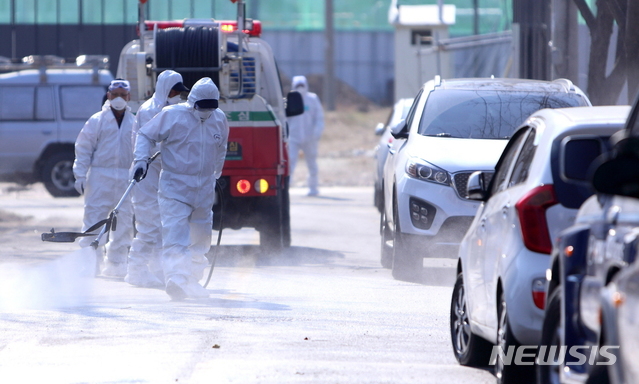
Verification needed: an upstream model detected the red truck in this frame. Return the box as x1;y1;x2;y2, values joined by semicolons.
117;0;302;249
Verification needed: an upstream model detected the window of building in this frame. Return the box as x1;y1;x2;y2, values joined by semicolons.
36;0;57;24
104;0;125;24
412;30;432;45
15;0;36;24
59;0;79;24
81;0;102;24
0;0;10;24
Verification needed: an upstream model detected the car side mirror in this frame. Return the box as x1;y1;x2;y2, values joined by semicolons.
285;91;304;117
390;119;408;139
467;171;489;201
591;156;639;198
375;122;385;136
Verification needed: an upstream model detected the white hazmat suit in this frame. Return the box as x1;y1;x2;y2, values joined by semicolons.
134;78;229;300
287;75;325;196
126;70;186;288
73;99;135;276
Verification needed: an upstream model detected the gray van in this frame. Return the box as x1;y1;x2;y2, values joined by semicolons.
0;55;113;196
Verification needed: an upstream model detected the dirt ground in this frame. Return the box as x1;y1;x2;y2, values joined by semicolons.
290;104;391;190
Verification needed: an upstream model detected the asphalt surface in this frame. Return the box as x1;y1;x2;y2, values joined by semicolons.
0;183;494;383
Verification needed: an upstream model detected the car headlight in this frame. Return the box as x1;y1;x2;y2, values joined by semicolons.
406;157;451;186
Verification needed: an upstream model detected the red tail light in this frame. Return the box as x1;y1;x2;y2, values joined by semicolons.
515;185;558;254
532;278;546;310
236;179;251;194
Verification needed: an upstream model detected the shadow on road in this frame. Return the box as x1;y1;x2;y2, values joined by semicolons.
206;245;345;268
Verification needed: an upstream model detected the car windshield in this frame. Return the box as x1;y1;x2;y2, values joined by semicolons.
418;89;587;139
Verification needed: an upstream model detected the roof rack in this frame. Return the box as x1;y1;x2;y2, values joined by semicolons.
0;55;110;84
552;78;576;92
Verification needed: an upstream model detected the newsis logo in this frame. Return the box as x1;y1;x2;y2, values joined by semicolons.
489;345;620;366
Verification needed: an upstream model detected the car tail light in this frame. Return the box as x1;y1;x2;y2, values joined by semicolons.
532;278;546;309
515;184;558;254
236;179;251;194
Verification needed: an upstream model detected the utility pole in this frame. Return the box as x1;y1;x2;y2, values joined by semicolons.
324;0;336;111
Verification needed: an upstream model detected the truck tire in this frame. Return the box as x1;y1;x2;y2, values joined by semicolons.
281;177;291;247
41;151;79;197
259;177;290;250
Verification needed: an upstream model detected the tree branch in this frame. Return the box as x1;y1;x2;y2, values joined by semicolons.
572;0;596;30
607;0;626;31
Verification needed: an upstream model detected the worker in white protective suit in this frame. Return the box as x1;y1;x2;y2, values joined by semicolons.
125;70;190;288
73;79;135;278
287;75;325;196
132;77;229;300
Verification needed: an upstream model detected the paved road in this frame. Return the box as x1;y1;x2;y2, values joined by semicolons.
0;183;494;383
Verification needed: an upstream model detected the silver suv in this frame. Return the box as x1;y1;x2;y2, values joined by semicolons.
0;55;113;196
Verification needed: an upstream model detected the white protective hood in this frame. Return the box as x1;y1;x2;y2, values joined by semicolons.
187;77;220;107
135;70;185;130
292;75;309;96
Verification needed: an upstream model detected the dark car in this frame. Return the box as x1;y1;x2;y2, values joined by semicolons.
538;92;639;384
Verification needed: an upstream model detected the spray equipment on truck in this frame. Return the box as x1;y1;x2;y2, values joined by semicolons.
119;0;304;250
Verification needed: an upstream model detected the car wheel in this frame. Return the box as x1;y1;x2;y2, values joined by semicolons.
391;194;422;281
496;291;535;384
374;184;383;213
41;151;79;197
380;212;392;269
450;271;491;366
537;288;563;384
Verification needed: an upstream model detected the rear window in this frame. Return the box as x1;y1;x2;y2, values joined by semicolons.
418;89;587;139
551;135;612;209
60;85;106;120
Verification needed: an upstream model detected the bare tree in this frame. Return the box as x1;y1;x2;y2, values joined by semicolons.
573;0;639;104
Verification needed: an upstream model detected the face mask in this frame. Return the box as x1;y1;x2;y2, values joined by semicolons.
168;95;181;105
110;97;127;111
196;109;214;121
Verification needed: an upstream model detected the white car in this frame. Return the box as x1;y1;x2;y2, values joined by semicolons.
374;97;414;213
0;56;113;196
381;77;591;279
450;106;630;384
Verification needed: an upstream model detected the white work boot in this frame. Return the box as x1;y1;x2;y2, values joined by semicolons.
125;265;164;288
191;255;209;283
184;277;210;299
165;275;209;301
102;261;127;278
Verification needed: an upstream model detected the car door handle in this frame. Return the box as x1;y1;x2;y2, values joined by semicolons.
479;217;487;231
502;204;510;217
41;130;53;135
388;147;396;155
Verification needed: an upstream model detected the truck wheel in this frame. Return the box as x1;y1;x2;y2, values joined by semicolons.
259;177;289;251
41;151;79;197
282;176;291;247
259;203;284;251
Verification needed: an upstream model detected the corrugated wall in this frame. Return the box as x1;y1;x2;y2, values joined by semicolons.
262;30;395;105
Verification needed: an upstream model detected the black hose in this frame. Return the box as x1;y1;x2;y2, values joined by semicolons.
156;26;220;89
204;181;224;288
